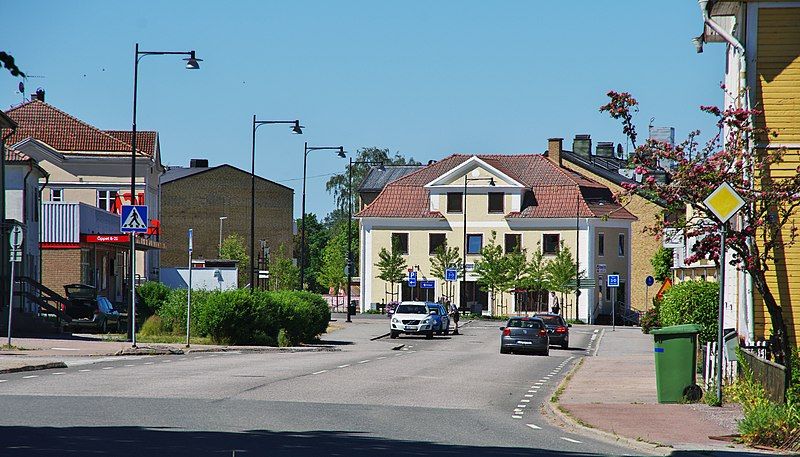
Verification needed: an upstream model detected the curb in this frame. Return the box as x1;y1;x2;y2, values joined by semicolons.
546;357;671;456
186;346;339;353
0;361;68;374
370;333;390;341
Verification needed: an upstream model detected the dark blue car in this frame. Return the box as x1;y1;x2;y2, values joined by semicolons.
425;303;451;335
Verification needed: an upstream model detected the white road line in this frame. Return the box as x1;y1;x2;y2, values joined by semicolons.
358;360;370;364
524;394;534;398
102;367;113;370
560;437;582;444
161;360;171;363
0;380;6;383
376;356;387;360
79;369;91;372
538;379;547;382
144;362;154;365
593;329;599;333
125;364;135;367
52;372;65;375
394;353;404;356
337;364;350;368
194;356;203;359
521;399;530;403
22;375;38;379
526;424;542;430
512;415;523;419
49;347;80;351
516;404;527;408
312;370;327;375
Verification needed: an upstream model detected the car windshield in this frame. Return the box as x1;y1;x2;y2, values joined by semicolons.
538;316;564;326
396;304;428;315
507;319;542;329
426;306;439;315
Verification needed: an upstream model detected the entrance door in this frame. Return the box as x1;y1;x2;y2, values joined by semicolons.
460;281;488;313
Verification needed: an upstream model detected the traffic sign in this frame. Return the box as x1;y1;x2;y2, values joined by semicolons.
645;276;655;287
9;250;21;263
408;271;418;287
703;182;745;224
121;205;149;233
596;263;606;274
445;268;457;282
188;229;193;253
607;274;620;288
9;225;23;249
420;280;435;289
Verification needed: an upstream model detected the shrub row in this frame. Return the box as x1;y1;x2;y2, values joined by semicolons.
642;279;718;343
136;283;330;346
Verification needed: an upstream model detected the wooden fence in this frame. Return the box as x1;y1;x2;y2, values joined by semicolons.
740;348;787;404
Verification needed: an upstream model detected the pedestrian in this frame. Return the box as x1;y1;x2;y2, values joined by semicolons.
550;291;560;315
449;301;460;335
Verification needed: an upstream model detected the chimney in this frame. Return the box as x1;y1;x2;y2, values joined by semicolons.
596;141;615;158
189;158;209;168
572;134;592;158
547;138;563;167
31;88;45;102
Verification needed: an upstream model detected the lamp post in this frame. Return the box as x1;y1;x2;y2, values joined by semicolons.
250;117;303;293
0;112;17;327
347;159;384;323
218;216;227;258
461;172;495;314
299;143;346;291
129;43;202;346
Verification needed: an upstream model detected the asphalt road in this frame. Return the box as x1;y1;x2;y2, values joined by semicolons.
0;320;646;456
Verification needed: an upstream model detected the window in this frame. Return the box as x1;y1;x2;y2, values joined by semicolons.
618;233;625;257
488;192;504;213
447;192;463;213
51;189;63;202
429;233;446;255
543;234;560;255
392;233;409;255
466;234;483;254
98;190;117;212
598;233;605;257
505;233;521;253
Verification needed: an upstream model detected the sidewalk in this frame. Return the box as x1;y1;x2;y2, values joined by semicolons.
556;326;748;453
0;314;388;373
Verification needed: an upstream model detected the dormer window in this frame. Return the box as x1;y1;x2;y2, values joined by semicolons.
488;192;504;213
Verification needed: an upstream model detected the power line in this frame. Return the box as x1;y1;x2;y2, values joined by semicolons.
277;172;337;183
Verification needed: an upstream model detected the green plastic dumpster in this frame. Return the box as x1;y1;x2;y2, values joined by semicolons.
651;324;702;403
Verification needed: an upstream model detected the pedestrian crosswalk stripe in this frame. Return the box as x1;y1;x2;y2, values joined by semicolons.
526;424;541;430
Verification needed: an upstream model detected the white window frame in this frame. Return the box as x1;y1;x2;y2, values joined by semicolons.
97;190;117;212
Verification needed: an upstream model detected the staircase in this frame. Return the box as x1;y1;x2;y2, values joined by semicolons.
1;276;72;335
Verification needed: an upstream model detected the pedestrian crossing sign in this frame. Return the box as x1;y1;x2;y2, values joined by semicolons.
120;205;149;233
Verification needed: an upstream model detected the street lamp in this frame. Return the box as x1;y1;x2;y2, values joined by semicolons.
250;117;304;292
129;43;202;346
461;171;495;314
218;216;227;258
347;159;385;323
299;143;346;290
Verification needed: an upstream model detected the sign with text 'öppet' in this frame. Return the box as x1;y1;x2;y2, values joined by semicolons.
120;205;149;233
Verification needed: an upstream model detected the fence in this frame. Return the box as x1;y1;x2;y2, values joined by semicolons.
739;348;787;404
702;341;738;390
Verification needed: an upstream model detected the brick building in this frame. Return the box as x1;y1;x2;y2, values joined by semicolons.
160;161;294;286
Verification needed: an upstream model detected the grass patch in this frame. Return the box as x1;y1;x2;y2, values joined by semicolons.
551;357;584;403
0;344;33;350
98;332;214;345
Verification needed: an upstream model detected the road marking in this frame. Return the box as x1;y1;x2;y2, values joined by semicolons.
526;424;542;430
560;437;582;444
524;394;533;398
358;360;370;364
102;367;113;370
337;364;350;368
312;370;328;375
194;356;203;359
79;369;91;372
144;362;154;365
52;372;65;375
516;404;527;408
594;329;599;333
511;415;523;419
162;360;171;363
538;379;547;382
50;347;80;351
125;364;135;367
0;380;7;383
22;375;38;379
377;356;387;360
521;399;530;403
394;353;404;356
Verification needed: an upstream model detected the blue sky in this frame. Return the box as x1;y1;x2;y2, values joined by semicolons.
2;1;724;219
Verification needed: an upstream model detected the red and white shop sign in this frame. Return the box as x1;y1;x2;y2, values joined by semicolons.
83;234;130;243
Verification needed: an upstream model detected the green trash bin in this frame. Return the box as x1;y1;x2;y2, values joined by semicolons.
651;324;702;403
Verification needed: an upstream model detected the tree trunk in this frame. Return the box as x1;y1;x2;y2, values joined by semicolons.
750;266;793;386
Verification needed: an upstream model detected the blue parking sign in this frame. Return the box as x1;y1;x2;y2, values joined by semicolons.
408;271;417;287
445;268;457;282
607;274;620;288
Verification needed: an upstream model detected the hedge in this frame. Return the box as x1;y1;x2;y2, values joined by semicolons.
136;281;172;318
145;285;329;346
659;279;718;343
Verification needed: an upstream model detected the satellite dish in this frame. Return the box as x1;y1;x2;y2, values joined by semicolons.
18;81;24;93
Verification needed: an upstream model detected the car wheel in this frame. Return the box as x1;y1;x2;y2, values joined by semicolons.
390;330;399;339
561;339;569;349
542;347;550;356
442;327;449;336
101;320;108;334
500;347;510;354
426;331;434;340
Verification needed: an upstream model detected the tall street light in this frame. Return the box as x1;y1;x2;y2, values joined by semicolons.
347;159;384;323
129;43;202;346
300;143;346;290
250;117;303;292
461;171;495;314
0;112;17;322
218;216;227;257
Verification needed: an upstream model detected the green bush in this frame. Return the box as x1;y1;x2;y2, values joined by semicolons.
640;297;662;334
139;315;168;336
197;289;280;346
272;290;330;345
659;280;718;343
137;281;172;318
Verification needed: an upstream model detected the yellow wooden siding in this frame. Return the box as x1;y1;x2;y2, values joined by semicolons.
756;8;800;143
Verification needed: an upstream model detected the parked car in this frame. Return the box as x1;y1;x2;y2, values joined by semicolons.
534;312;571;348
426;303;450;335
63;284;121;333
500;317;549;356
390;301;436;339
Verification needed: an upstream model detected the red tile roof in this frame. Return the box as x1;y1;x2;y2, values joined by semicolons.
3;100;154;157
104;130;158;157
4;146;31;162
357;154;636;220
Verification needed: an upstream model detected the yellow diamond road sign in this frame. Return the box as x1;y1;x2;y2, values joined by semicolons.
703;182;745;223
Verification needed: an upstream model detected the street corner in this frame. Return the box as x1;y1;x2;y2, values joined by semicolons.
0;360;68;375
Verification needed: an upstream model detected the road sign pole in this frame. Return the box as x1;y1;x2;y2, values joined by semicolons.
7;257;14;347
717;223;726;404
186;229;193;348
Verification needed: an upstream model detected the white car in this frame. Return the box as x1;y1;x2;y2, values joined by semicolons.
390;301;436;339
